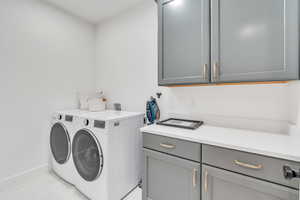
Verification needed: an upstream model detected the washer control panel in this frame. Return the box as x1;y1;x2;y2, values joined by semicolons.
65;115;73;122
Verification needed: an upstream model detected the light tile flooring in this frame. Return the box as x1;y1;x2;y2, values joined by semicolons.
0;169;141;200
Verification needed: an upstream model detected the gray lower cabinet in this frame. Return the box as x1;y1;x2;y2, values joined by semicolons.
202;165;299;200
142;133;300;200
202;144;300;189
143;148;201;200
211;0;299;83
158;0;210;85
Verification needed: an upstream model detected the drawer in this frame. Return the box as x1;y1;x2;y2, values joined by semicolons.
202;145;300;189
143;133;201;162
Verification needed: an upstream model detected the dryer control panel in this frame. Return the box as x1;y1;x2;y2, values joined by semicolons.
94;120;105;129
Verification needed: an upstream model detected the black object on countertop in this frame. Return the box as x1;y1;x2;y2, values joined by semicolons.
283;166;300;180
156;118;203;130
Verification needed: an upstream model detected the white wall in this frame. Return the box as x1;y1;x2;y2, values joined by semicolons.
96;1;161;113
0;0;95;181
95;0;300;134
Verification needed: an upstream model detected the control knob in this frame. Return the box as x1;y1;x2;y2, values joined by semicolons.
283;166;300;180
84;119;89;126
57;114;63;120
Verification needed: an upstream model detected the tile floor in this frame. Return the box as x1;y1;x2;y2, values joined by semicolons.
0;169;141;200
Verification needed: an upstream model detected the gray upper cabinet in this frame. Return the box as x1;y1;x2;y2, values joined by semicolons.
143;149;201;200
158;0;210;85
211;0;299;83
202;165;299;200
158;0;299;85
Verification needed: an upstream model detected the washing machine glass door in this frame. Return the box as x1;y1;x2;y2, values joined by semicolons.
72;129;103;182
50;123;71;164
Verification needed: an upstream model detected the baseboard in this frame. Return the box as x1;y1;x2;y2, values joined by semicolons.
0;164;49;189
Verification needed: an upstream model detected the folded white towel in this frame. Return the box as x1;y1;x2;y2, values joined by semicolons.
88;98;106;112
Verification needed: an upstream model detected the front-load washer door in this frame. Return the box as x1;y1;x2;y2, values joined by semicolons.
50;123;71;164
72;129;103;182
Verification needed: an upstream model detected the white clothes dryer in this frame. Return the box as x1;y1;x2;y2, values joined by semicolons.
72;110;144;200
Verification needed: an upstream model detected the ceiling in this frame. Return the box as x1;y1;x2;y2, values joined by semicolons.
43;0;144;23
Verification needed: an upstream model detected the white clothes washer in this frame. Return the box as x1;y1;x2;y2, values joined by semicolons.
49;109;89;184
72;110;144;200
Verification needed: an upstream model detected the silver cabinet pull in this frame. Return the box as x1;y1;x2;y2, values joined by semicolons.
159;143;176;149
204;170;208;192
234;160;263;170
213;62;219;81
203;64;209;81
192;168;197;188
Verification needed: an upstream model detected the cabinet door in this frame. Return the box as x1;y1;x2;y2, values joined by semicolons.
202;165;298;200
211;0;299;82
158;0;210;85
143;149;201;200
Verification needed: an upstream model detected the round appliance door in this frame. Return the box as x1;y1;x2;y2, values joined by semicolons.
72;129;103;182
50;123;71;164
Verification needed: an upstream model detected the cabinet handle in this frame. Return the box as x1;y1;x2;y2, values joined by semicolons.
192;168;197;188
203;64;208;80
234;160;263;170
159;143;176;149
213;62;219;81
204;170;208;192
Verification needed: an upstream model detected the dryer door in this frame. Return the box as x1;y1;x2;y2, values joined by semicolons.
50;123;71;164
72;129;104;182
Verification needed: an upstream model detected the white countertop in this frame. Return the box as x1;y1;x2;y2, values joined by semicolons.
141;124;300;162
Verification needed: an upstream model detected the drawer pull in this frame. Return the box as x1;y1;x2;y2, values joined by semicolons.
159;143;176;149
204;171;208;192
203;64;209;80
192;168;197;188
234;160;263;170
213;62;219;81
